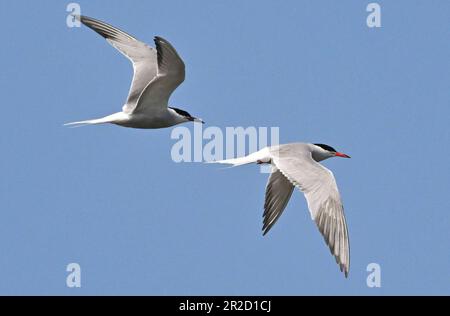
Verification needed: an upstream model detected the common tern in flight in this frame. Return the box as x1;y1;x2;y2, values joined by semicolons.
211;143;351;277
65;15;203;128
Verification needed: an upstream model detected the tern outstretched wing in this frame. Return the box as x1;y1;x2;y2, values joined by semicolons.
77;15;158;113
133;36;186;114
263;168;294;235
269;146;350;277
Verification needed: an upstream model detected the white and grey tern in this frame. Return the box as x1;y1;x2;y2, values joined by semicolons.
65;15;203;129
211;143;351;277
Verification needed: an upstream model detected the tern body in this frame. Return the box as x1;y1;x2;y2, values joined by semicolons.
211;143;351;277
65;15;203;129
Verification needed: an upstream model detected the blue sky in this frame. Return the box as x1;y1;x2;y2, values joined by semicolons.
0;1;449;295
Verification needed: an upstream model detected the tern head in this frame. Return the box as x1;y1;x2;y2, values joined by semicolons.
312;143;351;161
170;107;204;124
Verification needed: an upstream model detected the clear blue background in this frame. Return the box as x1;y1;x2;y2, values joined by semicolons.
0;0;449;295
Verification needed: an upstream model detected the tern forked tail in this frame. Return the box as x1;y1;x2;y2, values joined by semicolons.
64;112;127;128
208;147;271;167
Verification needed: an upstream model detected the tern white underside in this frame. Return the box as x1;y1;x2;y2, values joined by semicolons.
65;110;186;129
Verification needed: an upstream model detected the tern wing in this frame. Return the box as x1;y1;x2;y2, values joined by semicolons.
133;36;186;114
263;167;295;235
77;15;158;113
269;146;350;277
